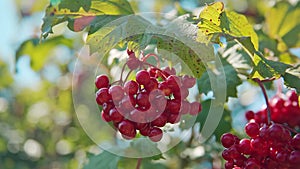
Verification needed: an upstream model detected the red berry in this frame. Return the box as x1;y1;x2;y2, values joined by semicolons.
166;75;181;91
292;134;300;150
109;108;124;123
182;75;196;88
101;110;111;122
148;127;163;142
109;85;125;103
136;92;150;109
118;120;136;140
96;88;112;105
139;124;151;136
129;109;147;123
238;139;252;155
151;114;168;127
95;74;109;89
245;122;259;138
289;150;300;164
179;100;191;115
167;100;181;114
144;77;158;92
221;133;236;148
245;110;255;121
158;81;172;96
124;80;139;95
136;70;150;85
102;102;115;114
127;57;141;70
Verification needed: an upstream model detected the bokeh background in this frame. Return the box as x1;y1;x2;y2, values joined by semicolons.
0;0;299;169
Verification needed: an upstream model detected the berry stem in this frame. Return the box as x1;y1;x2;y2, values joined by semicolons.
142;53;160;68
136;158;142;169
253;78;271;125
119;61;128;84
123;69;133;85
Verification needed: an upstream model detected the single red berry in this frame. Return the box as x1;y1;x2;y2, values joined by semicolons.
291;134;300;150
109;85;125;103
168;113;181;124
148;127;163;142
237;138;252;155
95;74;109;89
139;125;151;136
158;81;172;96
136;70;150;85
109;108;124;123
244;158;261;169
136;92;150;109
245;110;255;121
118;120;136;140
127;57;140;70
151;114;168;127
221;133;236;148
129;109;147;123
101;110;111;122
245;122;260;138
224;161;234;169
173;87;189;100
182;75;196;88
166;75;181;91
96;88;112;105
289;150;300;164
144;77;158;92
179;100;191;115
102;102;115;114
124;80;139;95
167;100;181;114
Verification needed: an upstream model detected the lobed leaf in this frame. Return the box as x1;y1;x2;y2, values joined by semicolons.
42;0;134;38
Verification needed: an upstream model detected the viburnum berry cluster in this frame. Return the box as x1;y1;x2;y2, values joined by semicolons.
95;50;202;142
221;88;300;169
245;90;300;128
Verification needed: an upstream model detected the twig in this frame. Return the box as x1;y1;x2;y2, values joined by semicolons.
136;158;142;169
253;78;272;125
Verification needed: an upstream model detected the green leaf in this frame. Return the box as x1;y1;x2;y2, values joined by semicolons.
197;2;259;50
197;54;242;99
157;36;207;78
16;36;73;71
83;151;120;169
197;1;299;85
59;0;92;12
283;65;300;93
220;11;259;50
265;1;300;49
42;0;134;38
196;99;232;142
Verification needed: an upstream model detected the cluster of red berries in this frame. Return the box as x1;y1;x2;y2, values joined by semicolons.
221;123;300;169
246;90;300;128
221;91;300;169
95;51;201;142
